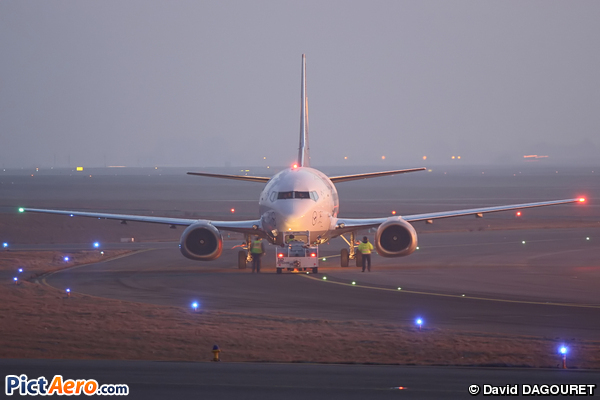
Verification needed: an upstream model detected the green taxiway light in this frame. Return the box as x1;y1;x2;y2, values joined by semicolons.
322;276;327;280
18;208;24;213
586;237;590;240
322;258;326;261
352;281;356;285
397;287;402;290
522;241;526;244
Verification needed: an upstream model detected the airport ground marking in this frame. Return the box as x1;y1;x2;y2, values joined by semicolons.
39;249;152;290
298;274;600;309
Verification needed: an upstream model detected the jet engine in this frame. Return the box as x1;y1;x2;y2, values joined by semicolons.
374;217;418;257
179;222;223;261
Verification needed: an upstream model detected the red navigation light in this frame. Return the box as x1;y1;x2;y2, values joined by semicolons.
292;164;298;169
579;197;586;203
230;208;235;213
310;253;316;257
516;211;521;217
278;253;284;258
391;210;396;215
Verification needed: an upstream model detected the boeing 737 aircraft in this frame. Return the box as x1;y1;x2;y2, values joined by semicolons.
21;55;585;271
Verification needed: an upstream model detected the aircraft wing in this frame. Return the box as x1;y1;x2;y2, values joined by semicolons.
20;208;261;234
329;167;426;183
187;172;270;183
334;198;585;234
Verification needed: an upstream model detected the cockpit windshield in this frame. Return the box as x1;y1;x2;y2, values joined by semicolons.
276;191;318;201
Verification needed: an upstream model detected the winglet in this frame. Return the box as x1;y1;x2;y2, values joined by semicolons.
298;54;310;167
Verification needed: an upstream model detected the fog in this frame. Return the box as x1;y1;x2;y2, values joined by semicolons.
1;1;599;169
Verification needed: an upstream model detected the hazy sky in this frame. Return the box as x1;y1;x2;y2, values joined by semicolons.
1;1;599;169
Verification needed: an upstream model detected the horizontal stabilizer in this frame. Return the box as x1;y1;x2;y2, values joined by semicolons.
187;172;270;183
329;167;426;183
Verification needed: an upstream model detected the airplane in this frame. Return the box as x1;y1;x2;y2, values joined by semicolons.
20;55;586;272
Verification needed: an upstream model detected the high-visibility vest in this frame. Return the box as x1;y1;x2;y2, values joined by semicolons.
357;242;373;254
251;240;263;254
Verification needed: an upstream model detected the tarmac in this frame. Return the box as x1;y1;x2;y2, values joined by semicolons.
2;165;599;398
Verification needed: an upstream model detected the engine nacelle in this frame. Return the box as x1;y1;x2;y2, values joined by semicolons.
374;217;418;257
179;222;223;261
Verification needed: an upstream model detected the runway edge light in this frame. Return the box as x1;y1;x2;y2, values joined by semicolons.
559;346;568;369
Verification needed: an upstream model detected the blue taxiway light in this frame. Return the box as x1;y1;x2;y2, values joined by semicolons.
93;242;100;248
191;302;199;311
3;242;8;248
18;268;23;273
13;277;18;282
63;256;70;262
560;346;568;355
69;214;74;217
416;318;423;325
66;288;71;293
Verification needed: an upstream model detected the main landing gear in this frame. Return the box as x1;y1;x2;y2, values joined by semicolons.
340;231;361;267
237;234;252;269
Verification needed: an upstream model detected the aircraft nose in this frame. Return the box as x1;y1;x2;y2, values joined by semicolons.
273;200;315;232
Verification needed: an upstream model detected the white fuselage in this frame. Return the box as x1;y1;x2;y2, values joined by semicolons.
259;167;339;246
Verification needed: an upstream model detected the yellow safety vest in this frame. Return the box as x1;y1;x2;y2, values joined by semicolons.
251;240;263;254
357;242;373;254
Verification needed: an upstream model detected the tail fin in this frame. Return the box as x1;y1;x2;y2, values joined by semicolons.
298;54;310;167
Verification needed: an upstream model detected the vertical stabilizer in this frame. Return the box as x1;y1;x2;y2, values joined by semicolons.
298;54;310;167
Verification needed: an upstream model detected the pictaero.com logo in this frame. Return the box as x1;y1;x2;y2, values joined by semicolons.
468;384;596;396
5;374;129;396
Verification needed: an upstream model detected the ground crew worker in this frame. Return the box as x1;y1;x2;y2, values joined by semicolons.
286;234;295;244
250;235;265;273
357;236;373;272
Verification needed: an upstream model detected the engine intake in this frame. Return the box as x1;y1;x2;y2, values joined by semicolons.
179;222;223;261
375;217;418;257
